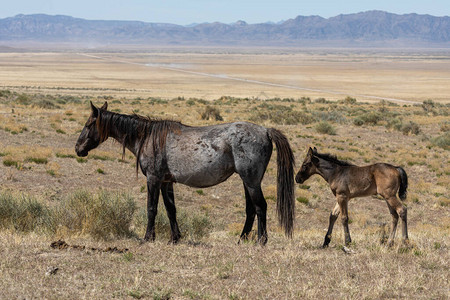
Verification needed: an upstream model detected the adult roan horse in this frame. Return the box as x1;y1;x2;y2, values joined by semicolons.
295;147;408;247
75;102;295;245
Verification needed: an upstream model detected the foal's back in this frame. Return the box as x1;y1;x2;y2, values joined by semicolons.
334;163;400;198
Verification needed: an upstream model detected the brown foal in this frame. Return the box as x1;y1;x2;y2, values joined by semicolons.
296;147;408;247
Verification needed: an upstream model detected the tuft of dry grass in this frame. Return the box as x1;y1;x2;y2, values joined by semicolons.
54;190;136;240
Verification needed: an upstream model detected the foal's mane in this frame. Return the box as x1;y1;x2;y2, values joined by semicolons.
96;109;182;172
314;151;354;167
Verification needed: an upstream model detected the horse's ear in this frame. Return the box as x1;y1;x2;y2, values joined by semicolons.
313;147;318;153
101;101;108;110
90;101;99;118
307;147;313;156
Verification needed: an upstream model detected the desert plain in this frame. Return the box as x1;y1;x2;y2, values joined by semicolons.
0;47;449;299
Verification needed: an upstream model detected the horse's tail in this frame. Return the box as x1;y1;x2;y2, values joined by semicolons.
268;128;295;237
396;166;408;201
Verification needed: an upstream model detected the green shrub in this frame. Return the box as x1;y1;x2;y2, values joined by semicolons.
385;117;403;131
430;132;450;150
3;159;20;168
421;99;436;115
314;98;329;104
440;122;450;132
315;121;336;135
401;122;421;135
186;99;196;106
16;94;31;105
34;99;60;109
0;89;12;98
25;157;48;164
353;111;382;126
312;110;346;124
201;105;223;121
296;196;309;205
339;96;357;105
56;152;76;158
251;104;314;125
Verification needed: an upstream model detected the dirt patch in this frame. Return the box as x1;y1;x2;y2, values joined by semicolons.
50;239;129;254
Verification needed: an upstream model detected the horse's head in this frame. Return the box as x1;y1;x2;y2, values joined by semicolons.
75;101;108;157
295;147;319;184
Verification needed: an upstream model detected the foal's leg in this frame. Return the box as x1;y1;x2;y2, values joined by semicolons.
323;203;340;248
239;184;256;243
337;194;352;245
384;200;399;246
386;196;408;243
244;183;268;245
161;182;181;244
144;176;161;241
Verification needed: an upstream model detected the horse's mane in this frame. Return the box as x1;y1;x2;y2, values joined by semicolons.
96;109;182;173
314;151;354;167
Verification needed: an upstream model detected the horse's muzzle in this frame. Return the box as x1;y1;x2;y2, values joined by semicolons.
75;145;88;157
295;174;304;184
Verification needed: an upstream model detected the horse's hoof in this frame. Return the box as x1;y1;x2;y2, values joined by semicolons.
168;238;180;245
258;237;268;246
238;235;248;245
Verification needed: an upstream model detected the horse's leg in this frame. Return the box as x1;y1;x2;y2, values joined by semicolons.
337;194;351;245
161;182;181;244
384;200;399;246
239;184;256;243
244;184;267;245
144;176;161;241
386;196;408;243
323;202;340;248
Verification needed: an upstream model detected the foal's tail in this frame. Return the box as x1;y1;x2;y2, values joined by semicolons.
268;128;295;237
396;166;408;201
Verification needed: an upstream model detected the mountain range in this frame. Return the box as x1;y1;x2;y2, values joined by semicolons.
0;11;449;47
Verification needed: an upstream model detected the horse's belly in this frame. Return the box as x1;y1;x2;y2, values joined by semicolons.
167;154;235;188
165;132;237;187
171;165;235;188
349;182;377;198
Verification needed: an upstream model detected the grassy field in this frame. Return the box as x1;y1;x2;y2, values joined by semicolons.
0;48;449;299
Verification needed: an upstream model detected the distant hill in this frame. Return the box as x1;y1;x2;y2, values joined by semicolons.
0;11;449;47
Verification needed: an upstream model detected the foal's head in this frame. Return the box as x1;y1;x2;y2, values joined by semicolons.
75;101;108;157
295;147;319;184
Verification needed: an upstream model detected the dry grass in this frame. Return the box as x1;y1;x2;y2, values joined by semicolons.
0;48;448;299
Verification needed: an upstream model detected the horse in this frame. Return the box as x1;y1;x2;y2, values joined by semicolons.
75;101;295;245
295;147;408;247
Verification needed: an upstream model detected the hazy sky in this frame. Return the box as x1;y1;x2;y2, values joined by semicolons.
1;0;449;25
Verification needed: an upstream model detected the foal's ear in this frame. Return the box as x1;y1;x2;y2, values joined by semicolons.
100;101;108;110
313;147;318;153
307;147;313;156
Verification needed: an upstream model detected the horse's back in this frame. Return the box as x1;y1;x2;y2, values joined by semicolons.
165;121;272;187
